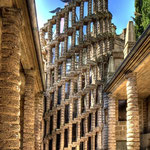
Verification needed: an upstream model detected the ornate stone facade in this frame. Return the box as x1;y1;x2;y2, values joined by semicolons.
41;0;125;149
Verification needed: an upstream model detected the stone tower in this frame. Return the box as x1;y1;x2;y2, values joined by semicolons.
40;0;122;149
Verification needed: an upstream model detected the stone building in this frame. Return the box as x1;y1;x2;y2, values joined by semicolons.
1;0;149;149
104;23;150;150
0;0;45;149
41;0;125;149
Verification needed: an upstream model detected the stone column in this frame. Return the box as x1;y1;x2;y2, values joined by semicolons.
126;72;140;150
23;70;36;150
102;93;108;150
35;92;44;150
0;7;22;149
108;93;116;150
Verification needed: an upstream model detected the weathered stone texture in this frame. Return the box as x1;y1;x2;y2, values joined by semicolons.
23;70;35;150
108;94;116;150
126;73;140;150
0;7;22;150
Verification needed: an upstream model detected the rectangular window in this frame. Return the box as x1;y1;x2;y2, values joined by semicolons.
72;147;76;150
82;74;85;89
59;42;64;57
57;86;62;105
104;109;108;124
82;48;87;65
89;69;92;84
88;137;91;150
95;133;98;149
81;95;85;113
91;0;93;14
49;139;53;150
72;124;77;142
74;82;78;93
58;64;62;80
88;113;92;132
68;36;72;50
49;115;53;134
65;81;70;99
50;92;54;110
118;100;127;121
66;58;71;74
51;47;55;64
76;6;80;22
57;110;61;129
80;118;85;137
80;142;84;150
90;22;94;36
73;100;78;119
95;110;98;127
64;129;68;147
60;18;65;33
84;2;88;17
56;134;61;150
52;24;56;40
68;11;72;27
65;105;69;123
75;53;79;69
83;25;87;40
75;30;79;45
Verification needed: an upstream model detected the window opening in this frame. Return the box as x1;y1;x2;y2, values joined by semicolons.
57;86;62;105
84;2;88;17
88;113;92;132
59;42;64;57
72;124;77;142
60;18;65;33
66;58;71;74
65;105;69;123
80;118;85;137
65;81;70;99
68;11;72;27
50;115;53;134
73;100;78;119
118;100;127;121
56;134;61;150
64;129;68;147
68;36;72;50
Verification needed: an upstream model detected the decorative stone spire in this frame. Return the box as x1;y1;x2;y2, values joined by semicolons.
123;21;136;58
107;56;115;82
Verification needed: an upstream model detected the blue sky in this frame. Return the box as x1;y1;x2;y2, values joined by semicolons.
35;0;135;34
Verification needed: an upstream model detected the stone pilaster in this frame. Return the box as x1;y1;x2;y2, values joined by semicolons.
80;2;84;20
40;29;45;48
48;23;52;42
23;70;36;150
108;93;116;150
126;72;140;150
35;92;44;150
102;93;108;150
0;7;22;150
56;16;60;36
